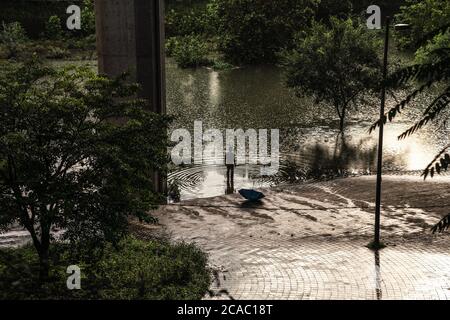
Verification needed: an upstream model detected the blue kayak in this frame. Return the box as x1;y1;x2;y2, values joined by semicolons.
238;189;265;201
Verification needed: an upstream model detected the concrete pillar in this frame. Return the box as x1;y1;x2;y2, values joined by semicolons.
95;0;166;113
95;0;166;196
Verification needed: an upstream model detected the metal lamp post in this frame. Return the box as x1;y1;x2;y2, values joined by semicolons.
373;18;410;248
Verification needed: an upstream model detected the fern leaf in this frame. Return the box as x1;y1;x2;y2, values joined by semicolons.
387;57;450;87
398;87;450;139
431;214;450;234
422;144;450;179
369;80;436;133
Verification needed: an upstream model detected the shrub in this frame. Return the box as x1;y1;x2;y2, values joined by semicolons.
45;46;70;59
0;237;211;300
211;59;233;70
44;15;64;40
165;2;216;38
165;7;213;38
165;36;181;57
414;31;450;63
0;21;28;58
169;35;211;68
67;34;96;51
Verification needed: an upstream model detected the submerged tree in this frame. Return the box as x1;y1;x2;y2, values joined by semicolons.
0;59;171;280
281;17;382;131
369;24;450;233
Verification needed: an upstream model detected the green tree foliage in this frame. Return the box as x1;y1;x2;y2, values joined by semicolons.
0;237;211;299
165;6;215;38
43;15;64;40
316;0;353;21
395;0;450;50
281;18;382;131
415;28;450;63
209;0;319;64
81;0;96;37
0;59;171;280
166;35;211;68
0;22;28;59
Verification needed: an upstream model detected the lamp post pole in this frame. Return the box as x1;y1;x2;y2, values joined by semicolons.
374;16;391;247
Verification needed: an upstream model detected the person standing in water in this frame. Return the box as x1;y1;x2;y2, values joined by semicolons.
226;145;235;194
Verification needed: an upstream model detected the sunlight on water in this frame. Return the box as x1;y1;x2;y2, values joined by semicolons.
166;59;450;200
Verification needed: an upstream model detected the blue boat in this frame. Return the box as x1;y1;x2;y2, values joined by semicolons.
238;189;265;201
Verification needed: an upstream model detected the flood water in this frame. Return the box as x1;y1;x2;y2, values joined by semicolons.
166;59;450;201
2;58;449;248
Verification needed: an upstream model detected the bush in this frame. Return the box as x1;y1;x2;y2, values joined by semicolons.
165;36;181;57
168;35;211;68
45;46;70;59
165;6;214;38
395;0;450;50
44;15;64;40
317;0;353;22
0;59;172;280
209;0;318;64
0;237;211;300
0;21;28;58
414;31;450;63
211;59;233;70
67;34;96;51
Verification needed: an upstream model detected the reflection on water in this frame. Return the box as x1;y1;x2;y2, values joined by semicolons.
166;59;449;200
374;250;382;300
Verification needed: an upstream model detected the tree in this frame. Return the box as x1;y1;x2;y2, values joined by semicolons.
209;0;319;64
369;24;450;233
281;17;382;131
0;59;171;280
395;0;450;50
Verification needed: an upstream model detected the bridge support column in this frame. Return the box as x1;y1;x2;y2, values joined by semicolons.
95;0;167;196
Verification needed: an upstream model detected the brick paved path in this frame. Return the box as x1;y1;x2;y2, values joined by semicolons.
206;237;450;300
137;176;450;300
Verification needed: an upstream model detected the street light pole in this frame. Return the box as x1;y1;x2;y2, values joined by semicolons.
374;16;391;247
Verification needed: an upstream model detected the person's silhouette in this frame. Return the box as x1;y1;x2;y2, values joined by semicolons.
226;145;235;193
